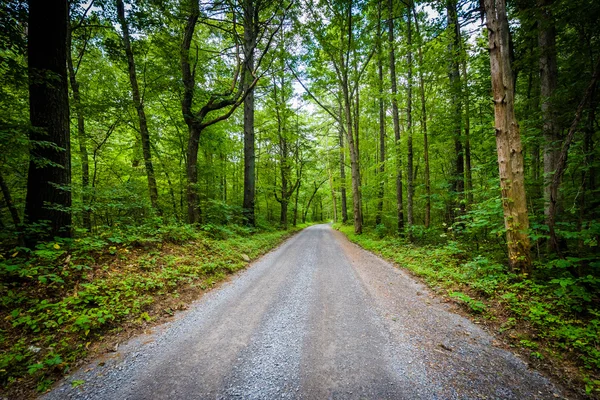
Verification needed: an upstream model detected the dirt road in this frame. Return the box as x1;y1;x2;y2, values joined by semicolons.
45;224;562;399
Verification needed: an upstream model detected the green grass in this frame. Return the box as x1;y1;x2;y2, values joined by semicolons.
335;224;600;397
0;222;308;395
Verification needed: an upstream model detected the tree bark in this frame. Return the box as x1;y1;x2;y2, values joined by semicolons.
484;0;532;273
116;0;160;214
388;0;404;233
25;0;72;245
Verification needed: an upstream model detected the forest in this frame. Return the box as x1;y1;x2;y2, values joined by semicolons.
1;0;599;397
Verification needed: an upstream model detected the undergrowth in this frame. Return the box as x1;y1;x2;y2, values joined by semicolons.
0;221;305;396
335;224;600;398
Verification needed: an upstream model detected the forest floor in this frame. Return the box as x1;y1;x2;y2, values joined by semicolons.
0;223;308;399
336;224;599;399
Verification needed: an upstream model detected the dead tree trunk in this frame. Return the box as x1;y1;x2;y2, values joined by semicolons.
484;0;532;273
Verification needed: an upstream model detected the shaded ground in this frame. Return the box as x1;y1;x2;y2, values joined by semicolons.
44;224;564;399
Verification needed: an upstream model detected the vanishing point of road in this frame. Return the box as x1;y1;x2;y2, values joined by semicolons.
45;224;563;399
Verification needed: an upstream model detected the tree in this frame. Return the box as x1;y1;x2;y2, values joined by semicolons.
484;0;532;273
25;0;72;245
388;0;404;233
375;0;386;226
446;0;465;221
116;0;160;213
538;0;561;230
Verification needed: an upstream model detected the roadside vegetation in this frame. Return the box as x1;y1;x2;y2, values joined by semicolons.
335;224;600;397
0;222;305;397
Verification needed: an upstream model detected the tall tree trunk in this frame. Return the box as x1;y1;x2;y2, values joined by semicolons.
339;106;348;223
242;0;257;226
412;7;431;228
66;18;92;231
116;0;160;214
388;0;404;233
341;71;363;234
375;0;385;226
25;0;72;245
406;3;414;228
484;0;532;274
538;0;561;229
447;0;465;220
341;3;362;234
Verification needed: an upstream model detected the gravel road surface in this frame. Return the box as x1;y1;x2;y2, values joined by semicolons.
44;224;563;399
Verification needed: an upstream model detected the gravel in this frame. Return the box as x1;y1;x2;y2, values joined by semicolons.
43;224;565;400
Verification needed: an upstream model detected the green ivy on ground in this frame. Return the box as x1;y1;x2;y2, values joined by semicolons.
335;224;600;397
0;222;307;395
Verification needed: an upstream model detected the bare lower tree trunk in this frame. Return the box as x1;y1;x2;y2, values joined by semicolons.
341;71;362;234
116;0;160;214
26;0;72;245
339;109;348;223
484;0;532;274
328;164;337;223
66;19;92;231
388;0;404;233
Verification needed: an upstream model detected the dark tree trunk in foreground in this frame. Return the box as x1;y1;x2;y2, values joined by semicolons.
25;0;72;245
116;0;160;214
484;0;532;273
